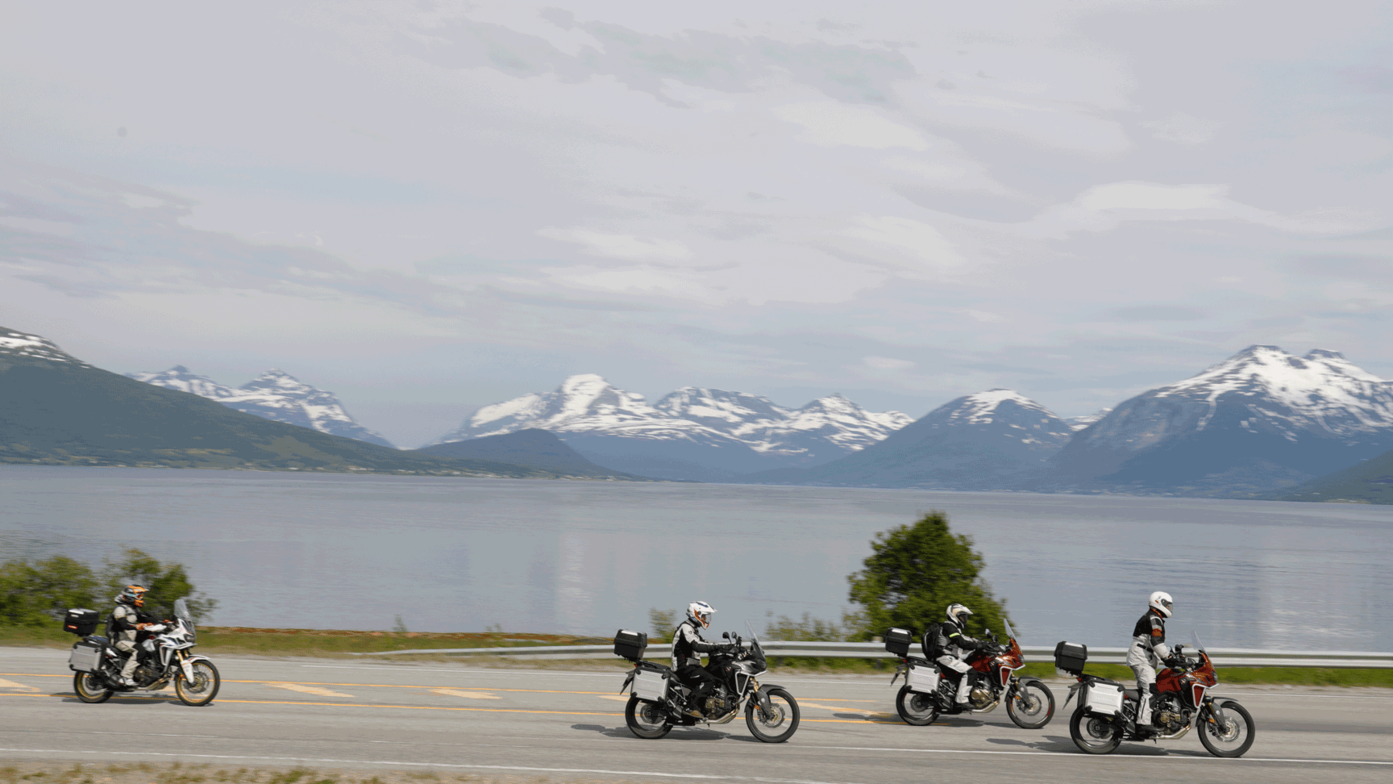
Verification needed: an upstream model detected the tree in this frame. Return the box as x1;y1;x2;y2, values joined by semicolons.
100;548;218;622
847;512;1009;641
0;556;99;627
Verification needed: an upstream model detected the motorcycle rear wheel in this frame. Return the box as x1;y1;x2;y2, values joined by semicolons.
746;688;800;743
1007;680;1055;729
895;685;939;726
175;660;221;706
1198;700;1255;758
73;672;113;704
1069;706;1121;754
624;697;673;739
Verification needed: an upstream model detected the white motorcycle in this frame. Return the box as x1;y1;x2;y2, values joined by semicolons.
65;598;221;706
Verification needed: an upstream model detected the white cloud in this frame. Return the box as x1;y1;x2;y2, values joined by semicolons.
771;102;929;150
537;228;693;263
840;215;968;275
1021;182;1374;239
1144;113;1222;145
864;355;915;370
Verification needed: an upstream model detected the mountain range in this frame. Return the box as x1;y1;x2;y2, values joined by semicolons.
128;366;393;447
7;322;1391;501
434;374;912;481
0;326;595;479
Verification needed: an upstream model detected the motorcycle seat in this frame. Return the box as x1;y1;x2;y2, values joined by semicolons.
634;660;672;674
906;656;932;666
83;635;109;646
1123;689;1139;701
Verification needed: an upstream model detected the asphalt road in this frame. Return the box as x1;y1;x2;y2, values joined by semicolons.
2;647;1391;784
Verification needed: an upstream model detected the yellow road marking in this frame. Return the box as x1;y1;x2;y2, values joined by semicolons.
598;695;630;702
0;691;899;723
266;683;355;698
798;702;892;717
0;679;40;691
431;689;500;700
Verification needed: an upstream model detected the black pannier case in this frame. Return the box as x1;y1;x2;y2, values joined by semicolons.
884;627;913;657
63;608;100;636
614;629;648;661
1054;640;1087;673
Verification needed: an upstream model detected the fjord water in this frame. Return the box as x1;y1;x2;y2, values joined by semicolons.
3;466;1389;651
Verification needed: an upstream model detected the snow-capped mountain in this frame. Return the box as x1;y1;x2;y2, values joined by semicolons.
129;366;394;448
1044;346;1393;494
436;374;911;480
743;389;1075;489
0;328;89;366
1067;409;1112;431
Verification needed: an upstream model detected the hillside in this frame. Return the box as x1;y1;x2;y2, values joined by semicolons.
413;429;638;479
1272;450;1393;504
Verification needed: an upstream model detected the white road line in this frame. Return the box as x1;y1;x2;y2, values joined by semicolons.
818;745;1393;766
0;749;866;784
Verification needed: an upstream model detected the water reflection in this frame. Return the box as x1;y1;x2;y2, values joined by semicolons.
0;466;1389;650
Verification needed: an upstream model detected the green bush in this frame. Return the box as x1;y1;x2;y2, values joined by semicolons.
846;511;1009;641
0;548;216;629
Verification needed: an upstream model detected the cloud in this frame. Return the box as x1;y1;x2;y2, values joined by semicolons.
1020;182;1374;239
1110;306;1206;322
1143;113;1222;145
838;215;968;276
537;228;693;263
772;102;929;149
864;355;915;370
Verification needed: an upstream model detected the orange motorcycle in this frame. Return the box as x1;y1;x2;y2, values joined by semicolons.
1062;633;1256;757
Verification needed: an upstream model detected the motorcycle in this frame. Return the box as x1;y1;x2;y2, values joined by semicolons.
1062;633;1255;757
615;626;800;743
889;620;1055;729
64;598;222;706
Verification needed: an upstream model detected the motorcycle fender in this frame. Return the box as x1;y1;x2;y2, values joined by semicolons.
1064;681;1083;708
1013;675;1045;694
755;683;784;714
621;671;634;695
180;655;212;682
1203;697;1242;723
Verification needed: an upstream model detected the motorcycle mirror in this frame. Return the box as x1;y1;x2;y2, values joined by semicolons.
722;631;730;639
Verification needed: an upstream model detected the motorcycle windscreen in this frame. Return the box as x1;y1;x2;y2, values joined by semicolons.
174;597;196;640
1003;618;1017;643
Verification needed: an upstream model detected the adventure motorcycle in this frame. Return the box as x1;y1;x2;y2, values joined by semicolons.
1061;633;1255;757
614;626;800;743
64;598;222;706
891;623;1053;735
889;620;1054;729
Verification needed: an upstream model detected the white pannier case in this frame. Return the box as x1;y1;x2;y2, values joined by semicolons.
907;661;939;694
68;641;101;673
1084;682;1124;716
633;668;669;702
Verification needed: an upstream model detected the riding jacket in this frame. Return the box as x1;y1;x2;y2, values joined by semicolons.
110;604;152;647
942;618;983;660
671;619;722;669
1127;609;1172;667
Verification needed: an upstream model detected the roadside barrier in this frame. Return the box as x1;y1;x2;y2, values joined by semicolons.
353;641;1393;668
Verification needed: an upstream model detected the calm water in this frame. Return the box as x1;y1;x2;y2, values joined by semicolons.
2;466;1390;651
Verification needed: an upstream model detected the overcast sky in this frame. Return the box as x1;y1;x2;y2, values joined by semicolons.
3;0;1392;447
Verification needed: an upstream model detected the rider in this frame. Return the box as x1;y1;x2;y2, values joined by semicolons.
935;603;985;705
110;585;165;687
671;601;725;718
1127;591;1174;730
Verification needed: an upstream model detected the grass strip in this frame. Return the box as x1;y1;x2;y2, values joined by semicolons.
4;628;1389;687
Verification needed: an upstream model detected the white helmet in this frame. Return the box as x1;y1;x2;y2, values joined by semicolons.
946;603;973;626
1149;591;1174;618
687;601;716;629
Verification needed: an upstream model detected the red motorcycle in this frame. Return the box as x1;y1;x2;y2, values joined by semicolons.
1062;633;1255;757
889;620;1054;729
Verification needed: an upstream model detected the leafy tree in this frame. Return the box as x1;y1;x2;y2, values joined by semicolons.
0;556;99;627
846;512;1009;641
648;607;679;642
100;548;218;622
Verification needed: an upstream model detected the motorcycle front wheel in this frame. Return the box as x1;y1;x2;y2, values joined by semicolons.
73;671;113;704
895;685;939;726
624;697;673;739
1007;680;1055;729
1198;700;1255;758
175;660;221;706
1069;707;1122;754
746;688;800;743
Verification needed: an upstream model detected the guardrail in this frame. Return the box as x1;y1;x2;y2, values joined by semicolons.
353;641;1393;668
